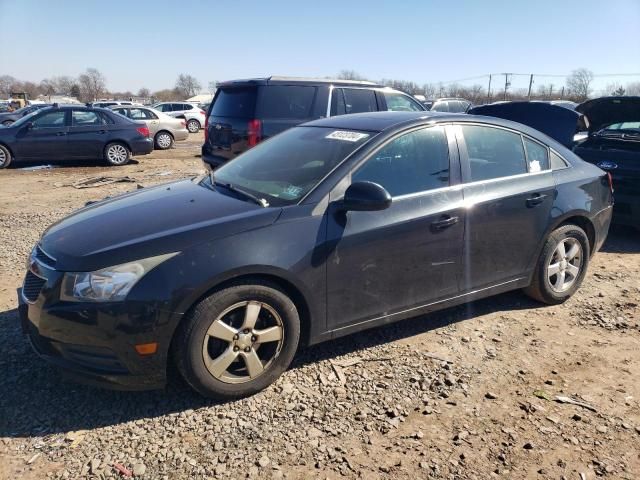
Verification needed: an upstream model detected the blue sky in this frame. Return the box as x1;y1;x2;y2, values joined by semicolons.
1;0;638;93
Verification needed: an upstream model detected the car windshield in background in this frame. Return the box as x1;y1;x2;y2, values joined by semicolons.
207;126;373;206
602;121;640;133
210;88;257;118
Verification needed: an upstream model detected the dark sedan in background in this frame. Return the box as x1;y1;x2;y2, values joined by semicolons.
19;110;612;399
0;103;51;126
0;104;154;168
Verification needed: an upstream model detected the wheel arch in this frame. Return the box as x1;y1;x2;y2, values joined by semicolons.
155;129;174;139
105;139;133;152
173;270;314;349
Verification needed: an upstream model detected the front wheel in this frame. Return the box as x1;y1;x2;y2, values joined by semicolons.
186;119;200;133
104;142;131;166
2;121;13;127
174;283;300;399
524;224;590;304
0;144;12;169
154;131;174;150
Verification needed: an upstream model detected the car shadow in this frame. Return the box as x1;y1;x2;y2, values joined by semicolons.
0;290;541;439
599;225;640;254
11;159;140;170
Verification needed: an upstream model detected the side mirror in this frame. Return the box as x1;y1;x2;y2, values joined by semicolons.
342;181;392;212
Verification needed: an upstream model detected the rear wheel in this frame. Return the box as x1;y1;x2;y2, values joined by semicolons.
186;119;200;133
104;142;131;166
524;224;590;304
1;120;12;127
0;144;12;169
154;131;174;150
174;282;300;399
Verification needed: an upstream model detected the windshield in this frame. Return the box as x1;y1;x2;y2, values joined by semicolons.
207;126;373;206
602;121;640;133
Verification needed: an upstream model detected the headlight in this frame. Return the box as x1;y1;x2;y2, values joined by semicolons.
60;253;177;302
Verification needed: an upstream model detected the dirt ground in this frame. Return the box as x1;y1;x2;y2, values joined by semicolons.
0;132;638;479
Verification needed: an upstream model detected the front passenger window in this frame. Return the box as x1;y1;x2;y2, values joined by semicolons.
462;125;527;182
352;126;450;197
32;111;66;128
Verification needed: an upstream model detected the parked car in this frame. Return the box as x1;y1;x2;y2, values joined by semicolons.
19;110;612;398
92;101;135;108
429;98;472;113
0;102;12;113
111;105;189;150
0;104;153;168
201;76;426;168
0;103;51;126
151;102;206;133
574;96;640;228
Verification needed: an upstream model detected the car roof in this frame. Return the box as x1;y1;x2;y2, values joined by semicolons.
217;76;381;88
303;111;450;132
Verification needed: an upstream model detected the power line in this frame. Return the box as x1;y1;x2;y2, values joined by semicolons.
436;72;640;86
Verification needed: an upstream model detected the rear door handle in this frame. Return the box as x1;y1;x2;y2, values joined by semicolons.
431;215;459;230
526;194;547;207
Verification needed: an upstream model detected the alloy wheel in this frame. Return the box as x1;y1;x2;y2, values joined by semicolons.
187;120;199;133
202;301;284;384
547;237;582;293
107;144;128;164
157;133;172;149
0;148;6;167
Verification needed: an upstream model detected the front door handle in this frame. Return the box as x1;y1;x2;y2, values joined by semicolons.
98;129;107;134
526;194;547;207
431;215;459;230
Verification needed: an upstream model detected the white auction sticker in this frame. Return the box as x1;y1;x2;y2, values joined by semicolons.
325;130;370;142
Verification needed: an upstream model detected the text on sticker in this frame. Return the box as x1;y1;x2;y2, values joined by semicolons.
325;131;370;142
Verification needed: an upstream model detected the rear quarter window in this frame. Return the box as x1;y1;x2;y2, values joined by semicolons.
210;88;257;118
257;86;316;119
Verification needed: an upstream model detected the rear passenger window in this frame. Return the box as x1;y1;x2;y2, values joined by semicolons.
550;151;569;169
353;126;449;197
258;86;315;119
182;104;194;110
342;89;377;114
462;125;527;181
72;111;106;126
523;138;549;172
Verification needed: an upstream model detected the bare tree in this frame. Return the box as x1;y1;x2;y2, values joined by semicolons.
626;81;640;96
0;75;17;96
337;70;368;81
174;74;201;98
208;81;218;93
137;87;151;98
78;68;107;102
566;68;594;101
422;83;437;99
153;89;180;102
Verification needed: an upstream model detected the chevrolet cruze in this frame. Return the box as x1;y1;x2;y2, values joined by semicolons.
19;111;613;399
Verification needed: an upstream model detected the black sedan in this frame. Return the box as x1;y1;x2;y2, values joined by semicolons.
0;105;154;168
0;103;51;126
19;111;612;398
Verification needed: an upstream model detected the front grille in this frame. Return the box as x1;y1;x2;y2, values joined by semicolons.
23;271;46;303
34;245;56;268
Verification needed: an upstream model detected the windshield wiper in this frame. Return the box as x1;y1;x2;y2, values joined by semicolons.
212;177;269;207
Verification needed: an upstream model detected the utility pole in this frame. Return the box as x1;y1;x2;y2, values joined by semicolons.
560;86;565;99
527;74;534;100
503;73;510;100
487;74;492;102
549;84;554;99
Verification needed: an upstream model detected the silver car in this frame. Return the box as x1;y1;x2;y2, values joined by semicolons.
111;106;189;149
151;102;206;133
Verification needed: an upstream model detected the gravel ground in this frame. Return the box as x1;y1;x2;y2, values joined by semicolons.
1;133;639;479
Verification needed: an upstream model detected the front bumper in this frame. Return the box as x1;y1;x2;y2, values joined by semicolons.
131;138;154;156
18;285;174;391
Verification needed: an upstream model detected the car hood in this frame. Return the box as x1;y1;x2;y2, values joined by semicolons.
468;102;580;148
40;178;281;271
576;96;640;133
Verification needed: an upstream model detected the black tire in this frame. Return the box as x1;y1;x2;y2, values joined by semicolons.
2;121;13;127
524;224;590;304
174;282;300;399
104;142;131;166
0;144;12;169
154;131;174;150
186;119;200;133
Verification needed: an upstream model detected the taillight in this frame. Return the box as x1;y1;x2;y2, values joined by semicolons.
204;116;208;142
137;126;150;138
200;109;206;115
607;172;614;194
247;119;262;147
